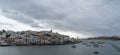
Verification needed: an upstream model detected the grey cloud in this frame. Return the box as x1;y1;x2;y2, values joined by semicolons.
0;0;120;37
0;22;12;26
1;9;46;29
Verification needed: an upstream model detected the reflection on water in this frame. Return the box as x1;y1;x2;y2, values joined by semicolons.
0;40;120;55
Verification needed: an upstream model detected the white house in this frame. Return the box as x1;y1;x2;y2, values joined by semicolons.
0;33;6;37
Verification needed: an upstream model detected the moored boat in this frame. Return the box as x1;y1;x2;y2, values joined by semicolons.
72;45;76;48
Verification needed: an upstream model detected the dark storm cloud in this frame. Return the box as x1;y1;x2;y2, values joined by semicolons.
0;0;120;36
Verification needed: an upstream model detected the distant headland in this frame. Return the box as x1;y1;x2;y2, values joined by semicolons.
86;36;120;41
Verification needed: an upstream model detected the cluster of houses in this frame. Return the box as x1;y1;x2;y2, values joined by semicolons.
0;29;78;46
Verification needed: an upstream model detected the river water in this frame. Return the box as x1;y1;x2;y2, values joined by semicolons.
0;40;120;55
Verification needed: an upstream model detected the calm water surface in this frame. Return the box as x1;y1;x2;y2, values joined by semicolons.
0;40;120;55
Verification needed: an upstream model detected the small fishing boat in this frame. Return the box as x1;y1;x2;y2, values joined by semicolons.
94;51;99;54
72;45;76;48
117;49;120;51
93;44;99;47
82;43;87;45
86;44;91;46
100;45;105;47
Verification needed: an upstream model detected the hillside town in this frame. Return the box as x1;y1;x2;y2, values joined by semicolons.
0;29;78;46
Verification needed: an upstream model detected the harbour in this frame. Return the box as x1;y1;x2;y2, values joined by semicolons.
0;40;120;55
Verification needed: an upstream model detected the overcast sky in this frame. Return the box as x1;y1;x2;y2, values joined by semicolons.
0;0;120;38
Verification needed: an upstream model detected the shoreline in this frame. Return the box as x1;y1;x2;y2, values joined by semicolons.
0;43;79;47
